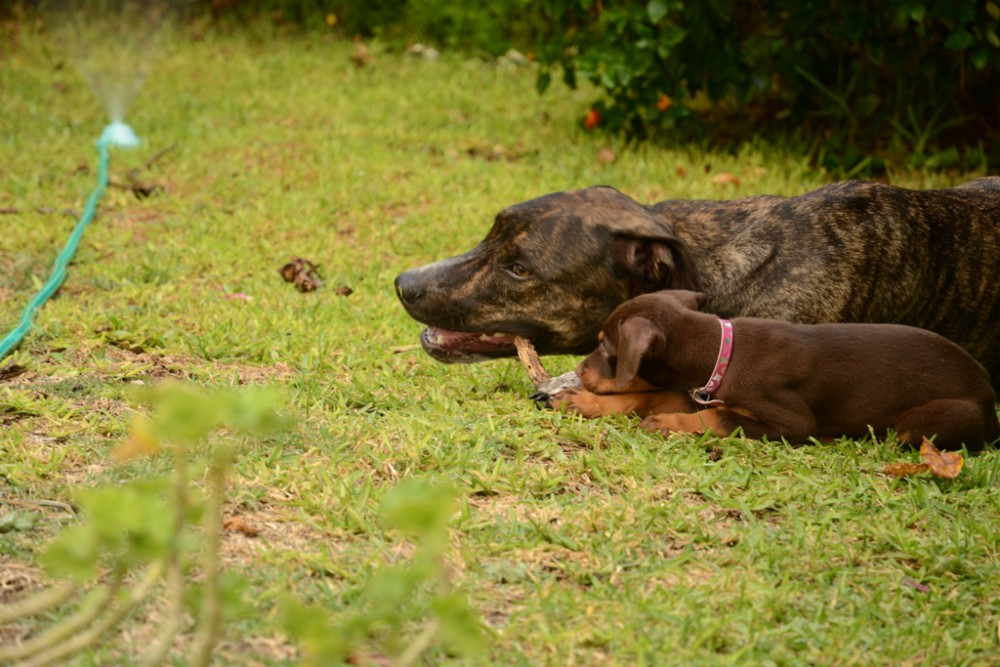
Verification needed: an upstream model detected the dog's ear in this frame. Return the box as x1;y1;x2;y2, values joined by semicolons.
671;290;707;311
614;235;702;294
614;317;665;389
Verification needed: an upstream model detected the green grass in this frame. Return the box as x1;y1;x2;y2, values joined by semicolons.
2;20;999;666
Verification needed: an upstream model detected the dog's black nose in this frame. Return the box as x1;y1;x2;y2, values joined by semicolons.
394;271;425;305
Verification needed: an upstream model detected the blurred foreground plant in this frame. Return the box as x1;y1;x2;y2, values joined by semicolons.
0;382;482;665
279;476;484;665
0;382;289;666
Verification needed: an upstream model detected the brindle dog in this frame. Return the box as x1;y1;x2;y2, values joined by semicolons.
394;179;1000;390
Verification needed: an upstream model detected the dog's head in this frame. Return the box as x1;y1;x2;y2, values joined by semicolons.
394;186;703;363
577;290;706;393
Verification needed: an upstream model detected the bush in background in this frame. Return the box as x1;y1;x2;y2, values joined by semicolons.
534;0;1000;171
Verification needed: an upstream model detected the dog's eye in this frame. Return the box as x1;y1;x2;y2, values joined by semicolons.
506;263;532;279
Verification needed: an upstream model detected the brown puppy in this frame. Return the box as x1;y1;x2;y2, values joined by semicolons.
566;290;999;450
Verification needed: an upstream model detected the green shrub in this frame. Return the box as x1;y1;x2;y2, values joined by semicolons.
535;0;1000;170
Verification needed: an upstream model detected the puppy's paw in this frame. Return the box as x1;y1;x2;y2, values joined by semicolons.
640;414;674;436
640;412;710;437
549;388;606;419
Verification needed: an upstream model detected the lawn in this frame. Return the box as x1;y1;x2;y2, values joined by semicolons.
1;20;999;666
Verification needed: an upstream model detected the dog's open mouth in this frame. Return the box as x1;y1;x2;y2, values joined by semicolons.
419;327;518;363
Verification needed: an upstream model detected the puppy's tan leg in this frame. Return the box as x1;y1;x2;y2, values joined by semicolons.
894;399;998;451
640;408;738;437
553;388;694;419
640;406;809;440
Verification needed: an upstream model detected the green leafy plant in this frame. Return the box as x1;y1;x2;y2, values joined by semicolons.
0;382;289;666
1;381;480;665
279;476;483;666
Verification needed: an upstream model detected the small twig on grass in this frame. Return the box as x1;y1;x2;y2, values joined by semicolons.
109;142;178;200
139;142;178;172
0;497;75;514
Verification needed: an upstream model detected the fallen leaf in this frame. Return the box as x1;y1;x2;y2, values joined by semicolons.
712;172;740;186
597;147;617;164
280;257;324;293
920;437;964;479
334;285;354;297
883;462;929;477
676;165;688;177
223;515;261;537
882;439;965;479
222;291;253;302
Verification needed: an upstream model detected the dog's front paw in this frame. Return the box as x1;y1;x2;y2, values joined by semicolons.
548;388;608;419
640;412;707;437
640;413;694;437
640;415;673;436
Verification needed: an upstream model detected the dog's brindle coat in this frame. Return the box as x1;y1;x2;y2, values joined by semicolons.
395;179;1000;387
566;290;1000;450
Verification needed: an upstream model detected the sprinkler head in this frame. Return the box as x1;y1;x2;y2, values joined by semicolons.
100;120;141;148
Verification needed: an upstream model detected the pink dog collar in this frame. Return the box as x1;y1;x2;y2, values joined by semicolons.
691;319;733;407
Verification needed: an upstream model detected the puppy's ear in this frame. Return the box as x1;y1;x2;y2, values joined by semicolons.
672;290;708;311
614;317;665;389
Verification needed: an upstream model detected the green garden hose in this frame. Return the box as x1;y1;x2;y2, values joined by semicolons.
0;122;134;361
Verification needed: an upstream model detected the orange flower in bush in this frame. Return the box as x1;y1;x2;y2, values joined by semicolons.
657;94;672;112
584;108;601;130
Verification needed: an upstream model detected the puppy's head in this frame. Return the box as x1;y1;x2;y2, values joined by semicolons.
576;290;707;394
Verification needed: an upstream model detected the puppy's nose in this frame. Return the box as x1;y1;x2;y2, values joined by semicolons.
394;270;425;305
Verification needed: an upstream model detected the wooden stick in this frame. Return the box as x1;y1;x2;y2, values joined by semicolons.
512;335;550;387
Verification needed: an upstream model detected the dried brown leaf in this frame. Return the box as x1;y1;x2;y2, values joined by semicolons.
711;172;740;186
920;437;964;479
223;515;261;537
883;462;929;478
279;257;324;293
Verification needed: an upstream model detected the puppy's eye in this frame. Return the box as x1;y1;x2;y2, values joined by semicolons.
506;263;532;279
